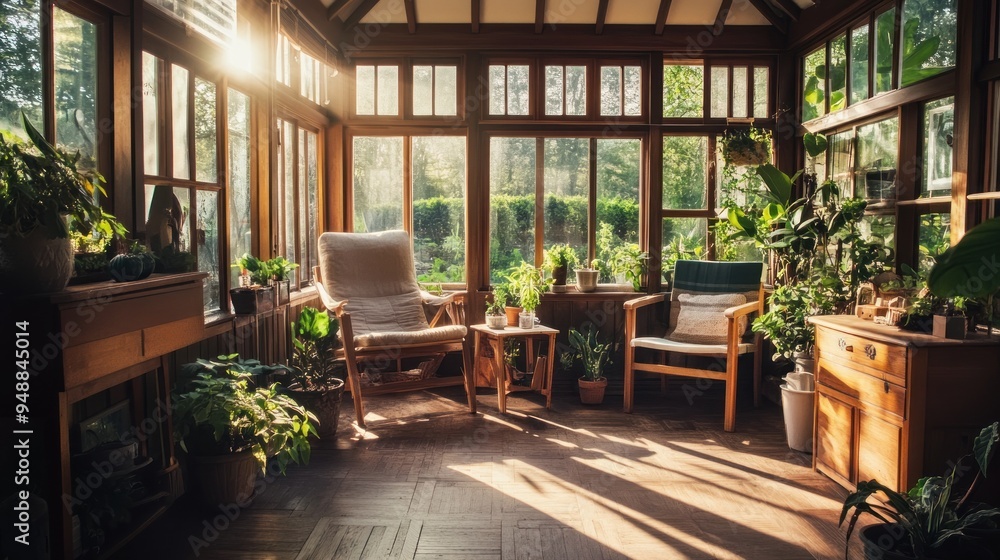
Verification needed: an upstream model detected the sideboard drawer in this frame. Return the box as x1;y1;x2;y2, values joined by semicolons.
815;327;907;386
816;358;906;420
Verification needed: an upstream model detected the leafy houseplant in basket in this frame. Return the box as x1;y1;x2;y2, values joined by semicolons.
840;422;1000;560
284;306;345;438
719;126;772;167
173;356;318;508
0;114;123;294
560;324;614;404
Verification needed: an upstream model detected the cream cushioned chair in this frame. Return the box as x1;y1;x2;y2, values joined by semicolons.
622;260;764;432
314;230;475;428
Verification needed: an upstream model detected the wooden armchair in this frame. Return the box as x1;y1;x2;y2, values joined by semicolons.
622;260;764;432
314;230;475;428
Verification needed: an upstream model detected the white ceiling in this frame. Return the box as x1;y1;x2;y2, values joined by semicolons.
320;0;817;26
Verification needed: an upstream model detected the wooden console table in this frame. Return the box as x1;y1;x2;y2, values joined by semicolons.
810;315;1000;493
471;324;558;413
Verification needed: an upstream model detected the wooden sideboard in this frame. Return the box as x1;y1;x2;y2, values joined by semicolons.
810;315;1000;493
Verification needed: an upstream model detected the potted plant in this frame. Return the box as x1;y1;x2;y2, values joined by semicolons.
544;243;578;292
108;240;155;283
506;261;551;329
485;288;508;330
284;306;345;438
560;324;613;404
720;126;772;167
608;244;647;291
172;356;318;508
490;281;520;327
267;256;299;306
230;253;275;314
840;422;1000;560
576;259;600;293
0;114;123;294
932;296;967;339
928;217;1000;334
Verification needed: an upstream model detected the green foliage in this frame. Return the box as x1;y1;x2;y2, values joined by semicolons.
719;126;772;166
752;271;847;360
560;324;613;381
662;64;704;118
266;256;299;282
0;113;113;239
173;355;319;474
504;261;551;313
544;243;578;271
287;307;342;391
840;422;1000;559
485;285;508;316
232;253;299;285
607;243;647;291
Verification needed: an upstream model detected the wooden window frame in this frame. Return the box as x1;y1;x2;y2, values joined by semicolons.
351;58;404;119
596;58;647;122
408;57;466;121
539;58;592;120
275;114;324;288
484;57;535;120
705;58;776;124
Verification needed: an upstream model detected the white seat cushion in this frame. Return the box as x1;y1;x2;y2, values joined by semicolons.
355;325;467;348
631;336;753;355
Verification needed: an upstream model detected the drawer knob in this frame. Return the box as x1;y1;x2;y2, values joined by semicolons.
838;338;853;352
865;344;877;360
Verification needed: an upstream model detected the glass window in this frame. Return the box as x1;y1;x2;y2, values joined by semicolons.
830;34;847;112
900;0;957;87
598;65;641;117
623;66;641;116
710;66;728;118
172;64;190;179
276;120;320;287
355;65;375;114
490;137;536;282
803;47;827;121
488;64;530;116
663;219;708;265
413;64;457;116
875;8;896;95
753;67;769;118
921;96;954;198
275;33;292;87
855;117;899;201
827;130;854;196
53;8;98;165
355;64;399;116
918;212;950;274
597;139;640;262
859;214;896;254
732;66;748;118
300;50;322;103
194;78;217;183
663;62;703;118
143;52;161;176
412;136;466;282
600;66;621;116
544;138;589;265
227;89;252;289
352;136;404;232
197;190;220;310
662;136;708;210
545;65;587;116
0;0;43;139
145;0;236;44
850;24;870;105
377;65;398;115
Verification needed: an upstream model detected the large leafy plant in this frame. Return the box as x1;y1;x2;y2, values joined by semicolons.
928;217;1000;332
840;422;1000;558
504;261;551;313
286;306;342;391
544;243;578;270
560;324;614;381
173;356;318;473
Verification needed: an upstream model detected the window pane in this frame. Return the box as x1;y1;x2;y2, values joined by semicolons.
921;96;954;198
435;66;457;116
0;0;42;139
859;214;896;254
662;136;708;209
377;65;398;115
918;213;950;274
875;8;896;95
490;137;536;282
356;65;375;115
753;67;769;118
598;139;640;283
662;218;707;267
623;66;641;116
142;52;160;176
567;65;588;116
228;89;252;289
276;34;291;86
488;65;505;115
663;63;703;118
732;66;748;118
196;189;219;312
544;138;589;266
282;121;296;277
545;65;563;115
305;131;318;281
144;184;193;270
54;9;98;165
413;136;466;283
413;65;433;115
507;65;530;115
172;64;190;179
146;0;236;44
710;66;728;118
851;24;870;104
297;128;307;286
830;33;847;112
194;78;217;183
828;130;854;195
353;136;404;232
900;0;957;87
600;66;621;116
855;117;899;201
803;47;826;121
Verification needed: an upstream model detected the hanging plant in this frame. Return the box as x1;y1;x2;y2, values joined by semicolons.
720;126;772;167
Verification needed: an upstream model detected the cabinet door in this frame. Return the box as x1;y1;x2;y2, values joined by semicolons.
857;411;902;490
816;390;854;486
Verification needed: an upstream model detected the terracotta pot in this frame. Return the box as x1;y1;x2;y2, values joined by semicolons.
287;380;345;438
0;228;73;294
578;377;608;405
191;450;258;508
504;306;523;327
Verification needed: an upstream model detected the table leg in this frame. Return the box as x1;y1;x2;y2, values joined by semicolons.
545;333;556;410
494;336;507;414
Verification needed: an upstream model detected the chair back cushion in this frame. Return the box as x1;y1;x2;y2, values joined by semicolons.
318;231;429;335
667;260;763;343
667;293;747;345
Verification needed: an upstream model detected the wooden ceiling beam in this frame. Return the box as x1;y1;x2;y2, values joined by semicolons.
535;0;545;33
326;0;352;22
343;0;382;29
596;0;609;34
713;0;733;35
654;0;673;36
768;0;801;21
404;0;416;33
746;0;787;33
472;0;480;33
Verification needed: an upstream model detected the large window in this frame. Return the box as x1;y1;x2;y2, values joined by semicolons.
277;118;321;288
0;0;43;138
146;0;236;44
488;136;640;283
352;135;467;283
489;63;531;116
662;135;710;265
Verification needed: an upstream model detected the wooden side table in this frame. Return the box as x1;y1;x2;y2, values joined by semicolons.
471;324;558;413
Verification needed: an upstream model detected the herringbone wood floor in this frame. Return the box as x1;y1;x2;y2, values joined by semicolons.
118;384;867;560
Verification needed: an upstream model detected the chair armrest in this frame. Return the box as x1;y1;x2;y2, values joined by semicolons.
420;290;457;306
725;300;760;319
313;271;347;314
623;293;665;311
